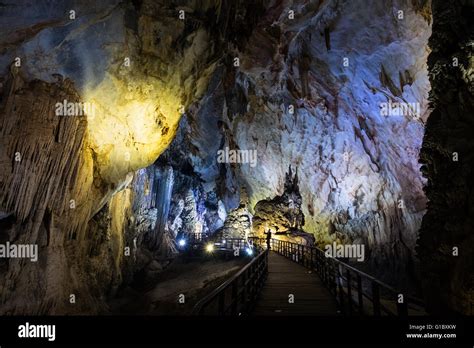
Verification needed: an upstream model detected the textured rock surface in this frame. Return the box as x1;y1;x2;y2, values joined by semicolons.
0;0;449;314
417;0;474;314
0;0;264;314
222;205;252;239
0;74;100;314
235;0;431;284
252;166;308;242
173;0;432;287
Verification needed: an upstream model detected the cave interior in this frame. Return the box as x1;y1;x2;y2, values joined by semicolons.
0;0;472;316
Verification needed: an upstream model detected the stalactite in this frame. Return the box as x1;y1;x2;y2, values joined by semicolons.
148;166;174;256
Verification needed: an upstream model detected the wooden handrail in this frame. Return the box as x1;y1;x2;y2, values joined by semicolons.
192;236;424;316
192;247;268;315
266;238;424;316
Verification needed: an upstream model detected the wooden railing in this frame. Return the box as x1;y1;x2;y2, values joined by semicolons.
188;232;208;242
192;247;269;315
219;238;251;251
267;238;424;316
187;235;250;251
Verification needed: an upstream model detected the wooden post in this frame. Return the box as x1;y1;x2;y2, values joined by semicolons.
346;269;352;315
332;262;338;295
337;268;345;314
231;282;238;315
218;291;225;315
242;270;248;313
372;282;381;316
357;273;363;315
397;296;408;317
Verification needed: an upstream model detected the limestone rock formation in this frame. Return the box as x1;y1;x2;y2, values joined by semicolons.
417;0;474;314
222;205;252;240
175;0;432;287
0;0;264;314
3;0;463;316
252;166;307;241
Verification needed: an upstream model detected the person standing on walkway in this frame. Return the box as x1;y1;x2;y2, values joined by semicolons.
265;229;272;250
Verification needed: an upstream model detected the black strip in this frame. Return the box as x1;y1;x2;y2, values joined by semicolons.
0;315;472;346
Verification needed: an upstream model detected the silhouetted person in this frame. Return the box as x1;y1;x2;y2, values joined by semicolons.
265;230;272;250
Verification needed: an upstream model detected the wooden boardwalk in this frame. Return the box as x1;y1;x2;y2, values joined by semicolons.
252;251;339;315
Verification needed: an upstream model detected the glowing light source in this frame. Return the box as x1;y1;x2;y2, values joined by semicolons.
246;247;253;256
205;243;215;253
178;239;186;247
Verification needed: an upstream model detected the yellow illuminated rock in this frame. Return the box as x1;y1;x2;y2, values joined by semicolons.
84;73;182;186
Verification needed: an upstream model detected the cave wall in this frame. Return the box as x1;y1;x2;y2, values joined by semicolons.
0;0;455;314
0;74;100;314
417;0;474;314
0;0;264;314
155;113;230;241
234;0;431;284
172;0;432;286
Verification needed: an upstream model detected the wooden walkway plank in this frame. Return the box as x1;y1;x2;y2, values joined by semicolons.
252;251;339;316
